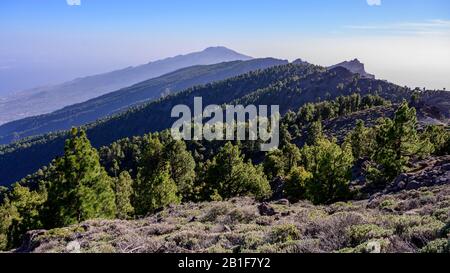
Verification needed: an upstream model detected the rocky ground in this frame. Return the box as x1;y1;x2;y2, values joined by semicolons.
15;157;450;254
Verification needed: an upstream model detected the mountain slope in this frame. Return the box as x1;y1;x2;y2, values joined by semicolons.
0;47;252;125
15;162;450;253
0;62;415;185
0;58;283;144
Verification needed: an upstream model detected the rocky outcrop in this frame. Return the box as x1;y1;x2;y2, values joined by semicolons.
387;156;450;193
329;59;375;79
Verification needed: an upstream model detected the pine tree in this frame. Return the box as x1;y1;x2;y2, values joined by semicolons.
164;140;196;201
345;120;371;159
134;136;181;215
115;171;134;219
421;125;449;155
264;141;301;180
135;163;180;216
0;184;46;249
279;123;293;147
44;128;116;227
282;142;301;173
263;149;286;180
0;198;18;251
371;102;420;183
149;165;180;211
301;139;354;204
204;142;271;200
298;103;315;123
284;166;313;202
306;121;324;145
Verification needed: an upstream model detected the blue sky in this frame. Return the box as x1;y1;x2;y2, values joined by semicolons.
1;0;449;94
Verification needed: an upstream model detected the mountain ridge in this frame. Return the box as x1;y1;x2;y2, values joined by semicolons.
0;57;380;145
0;62;420;185
0;47;252;125
0;58;285;144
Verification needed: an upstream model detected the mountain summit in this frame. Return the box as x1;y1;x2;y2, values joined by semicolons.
203;46;252;58
329;59;375;79
0;47;252;125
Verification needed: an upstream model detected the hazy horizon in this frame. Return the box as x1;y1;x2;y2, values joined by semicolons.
1;0;449;96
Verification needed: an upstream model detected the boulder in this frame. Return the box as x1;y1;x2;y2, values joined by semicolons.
66;240;81;253
273;199;290;206
258;202;277;216
365;241;381;253
406;181;421;190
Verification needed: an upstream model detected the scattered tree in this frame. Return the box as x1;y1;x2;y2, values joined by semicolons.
134;136;180;215
203;142;271;201
301;139;354;204
345;120;371;159
114;171;134;219
370;102;420;183
284;166;312;202
43;128;116;228
164;140;196;201
306;121;324;145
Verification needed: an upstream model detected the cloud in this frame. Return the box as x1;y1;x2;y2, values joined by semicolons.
66;0;81;6
345;19;450;36
367;0;381;6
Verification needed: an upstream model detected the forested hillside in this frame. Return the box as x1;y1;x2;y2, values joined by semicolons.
0;62;417;185
1;93;448;252
0;58;286;144
2;0;448;256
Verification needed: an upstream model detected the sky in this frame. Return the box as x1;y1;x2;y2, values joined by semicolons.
0;0;449;96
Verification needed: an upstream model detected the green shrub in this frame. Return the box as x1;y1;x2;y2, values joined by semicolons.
339;239;389;253
379;199;397;210
256;244;280;253
201;204;230;222
242;231;265;250
420;239;450;253
270;224;301;243
346;224;393;246
227;208;256;224
441;222;450;237
432;208;450;222
403;221;445;247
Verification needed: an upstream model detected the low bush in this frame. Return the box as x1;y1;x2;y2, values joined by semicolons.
270;224;301;244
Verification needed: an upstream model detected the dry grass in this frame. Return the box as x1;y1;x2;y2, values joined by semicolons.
16;184;450;253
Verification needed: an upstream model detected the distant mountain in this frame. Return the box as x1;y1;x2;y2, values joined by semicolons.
329;59;375;79
0;46;252;125
0;61;421;185
0;58;285;144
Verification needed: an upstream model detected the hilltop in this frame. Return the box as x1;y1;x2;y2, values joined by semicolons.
329;59;375;79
